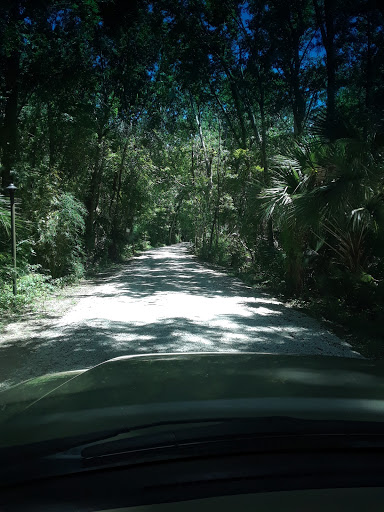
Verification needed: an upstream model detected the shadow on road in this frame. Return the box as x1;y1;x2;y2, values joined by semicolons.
0;244;360;389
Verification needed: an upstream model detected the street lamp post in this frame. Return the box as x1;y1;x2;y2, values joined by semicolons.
6;183;17;295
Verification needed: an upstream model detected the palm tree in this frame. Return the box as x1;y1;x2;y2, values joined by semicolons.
258;132;384;293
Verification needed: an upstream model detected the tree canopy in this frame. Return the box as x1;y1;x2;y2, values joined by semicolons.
1;0;383;326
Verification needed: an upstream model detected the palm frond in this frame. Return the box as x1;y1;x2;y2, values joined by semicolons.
322;217;368;272
0;196;11;235
365;193;384;228
310;109;359;143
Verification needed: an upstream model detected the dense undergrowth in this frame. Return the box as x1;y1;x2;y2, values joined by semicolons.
0;239;153;327
197;235;384;358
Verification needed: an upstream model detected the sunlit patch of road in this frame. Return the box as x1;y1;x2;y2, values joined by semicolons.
0;243;361;388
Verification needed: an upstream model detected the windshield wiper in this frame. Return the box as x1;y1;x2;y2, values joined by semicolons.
1;417;251;462
80;416;384;466
3;416;384;465
3;417;384;488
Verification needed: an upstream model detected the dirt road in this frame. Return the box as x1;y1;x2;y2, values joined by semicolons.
0;243;360;389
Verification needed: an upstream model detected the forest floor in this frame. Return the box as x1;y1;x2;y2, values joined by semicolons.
0;243;361;390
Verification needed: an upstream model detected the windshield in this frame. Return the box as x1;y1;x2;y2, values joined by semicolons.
0;0;383;454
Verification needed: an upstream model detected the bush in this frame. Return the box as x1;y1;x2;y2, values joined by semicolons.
36;193;86;278
135;236;152;251
197;232;250;270
0;267;55;317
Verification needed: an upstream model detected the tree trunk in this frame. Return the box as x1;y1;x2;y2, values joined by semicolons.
365;12;373;133
1;50;20;189
228;80;247;149
189;94;213;188
109;139;129;216
259;88;268;177
292;43;306;137
209;83;242;147
208;206;217;257
245;95;262;146
191;140;195;184
220;60;247;149
169;195;184;245
313;0;337;132
85;132;104;255
47;102;55;171
108;139;129;260
324;0;336;128
258;87;274;246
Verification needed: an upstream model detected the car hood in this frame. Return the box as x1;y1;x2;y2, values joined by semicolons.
1;352;384;449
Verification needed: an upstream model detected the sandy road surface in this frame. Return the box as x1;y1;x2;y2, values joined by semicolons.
0;243;360;389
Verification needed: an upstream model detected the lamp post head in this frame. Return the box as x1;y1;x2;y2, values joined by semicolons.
6;183;17;203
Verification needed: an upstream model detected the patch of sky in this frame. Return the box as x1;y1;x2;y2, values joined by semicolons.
48;9;66;31
240;3;253;37
308;30;326;59
311;47;326;59
161;11;174;24
272;66;284;75
92;55;109;69
201;16;217;32
147;69;157;82
312;97;325;110
23;17;32;25
148;4;153;13
146;62;159;82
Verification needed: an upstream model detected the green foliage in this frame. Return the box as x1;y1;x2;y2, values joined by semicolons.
36;193;86;278
254;134;384;301
0;0;383;336
0;196;10;235
0;266;54;318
